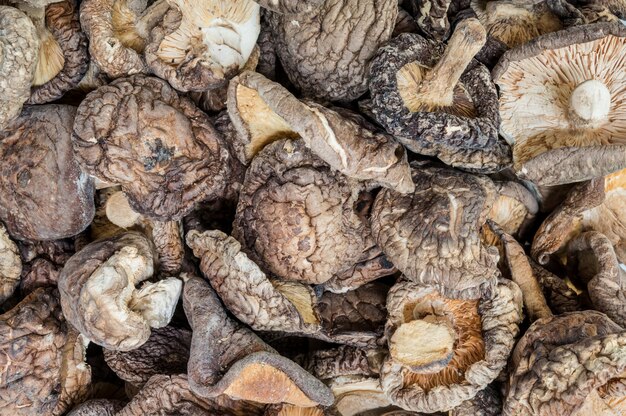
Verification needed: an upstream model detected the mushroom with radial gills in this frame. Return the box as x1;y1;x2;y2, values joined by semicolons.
371;162;501;299
0;6;39;129
493;21;626;186
58;232;182;351
0;224;22;304
265;0;397;102
66;399;124;416
79;0;169;78
0;105;95;242
182;274;334;407
72;75;235;221
380;278;523;413
532;168;626;265
0;288;92;415
368;18;511;173
450;385;502;416
227;72;414;194
144;0;261;92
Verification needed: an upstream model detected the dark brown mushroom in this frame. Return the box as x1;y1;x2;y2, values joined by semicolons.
450;385;502;416
66;399;124;416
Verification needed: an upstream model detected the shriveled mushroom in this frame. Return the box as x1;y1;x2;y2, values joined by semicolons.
450;385;502;416
227;72;414;193
412;0;453;40
0;105;95;241
254;0;324;14
266;0;397;102
72;75;234;221
368;18;511;172
58;232;182;351
371;162;500;299
380;278;522;413
183;274;334;407
493;21;626;185
0;5;39;129
0;288;91;415
0;224;21;304
144;0;261;92
264;404;327;416
66;399;124;416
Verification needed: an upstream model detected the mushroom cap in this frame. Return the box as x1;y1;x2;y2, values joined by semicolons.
493;22;626;186
368;32;511;173
487;180;538;238
254;0;324;14
504;311;626;415
371;162;500;299
0;5;39;129
380;278;523;413
144;0;261;92
232;138;367;285
266;0;397;102
66;399;124;416
72;75;233;221
450;385;502;416
0;224;22;304
0;105;95;241
58;232;182;351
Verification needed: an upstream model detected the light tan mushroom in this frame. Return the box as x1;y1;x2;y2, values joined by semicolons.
0;224;22;304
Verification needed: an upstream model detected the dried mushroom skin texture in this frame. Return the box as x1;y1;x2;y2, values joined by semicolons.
298;345;382;381
0;224;22;304
66;399;124;416
493;22;626;186
263;404;326;416
450;385;502;416
183;275;334;406
227;72;414;193
0;288;91;416
266;0;397;102
26;0;89;104
504;311;626;415
58;232;182;351
368;19;511;173
412;0;452;40
0;105;95;242
0;6;39;129
144;0;260;92
487;181;538;239
72;75;233;221
254;0;324;14
103;326;191;387
531;259;582;314
380;279;523;413
371;163;500;299
232;138;367;285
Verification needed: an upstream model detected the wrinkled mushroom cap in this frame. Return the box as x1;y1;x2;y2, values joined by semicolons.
0;224;22;304
493;22;626;185
66;399;124;416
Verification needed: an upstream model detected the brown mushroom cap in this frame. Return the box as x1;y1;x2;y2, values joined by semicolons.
0;105;95;241
0;6;39;129
380;278;522;413
66;399;124;416
144;0;261;92
493;22;626;185
368;18;511;173
72;75;233;221
504;311;626;415
450;385;502;416
266;0;397;102
254;0;324;14
0;224;22;304
58;232;182;351
371;162;500;299
0;288;91;415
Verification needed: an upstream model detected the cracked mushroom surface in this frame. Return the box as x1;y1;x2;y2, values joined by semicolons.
493;22;626;185
369;18;511;172
0;224;22;304
0;288;91;415
58;231;182;351
66;399;124;416
380;278;523;413
72;75;233;221
0;105;95;242
371;162;500;299
144;0;261;92
266;0;397;102
0;5;39;129
504;311;626;415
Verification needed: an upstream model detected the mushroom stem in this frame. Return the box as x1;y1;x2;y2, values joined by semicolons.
569;79;611;125
417;18;486;106
135;0;169;39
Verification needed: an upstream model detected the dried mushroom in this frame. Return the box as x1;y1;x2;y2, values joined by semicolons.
450;385;502;416
0;105;95;241
67;399;124;416
0;5;38;129
371;162;500;299
493;22;626;185
380;278;522;413
487;180;538;239
369;18;511;172
411;0;452;40
0;288;91;415
254;0;323;14
504;311;626;415
266;0;397;102
183;274;334;406
0;224;21;304
72;75;234;221
227;72;414;193
144;0;260;92
58;232;182;351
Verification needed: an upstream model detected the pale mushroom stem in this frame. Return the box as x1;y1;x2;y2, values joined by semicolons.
417;18;486;106
569;79;612;126
135;0;170;38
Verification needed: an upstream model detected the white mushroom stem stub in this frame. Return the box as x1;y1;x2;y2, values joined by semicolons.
569;79;612;125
